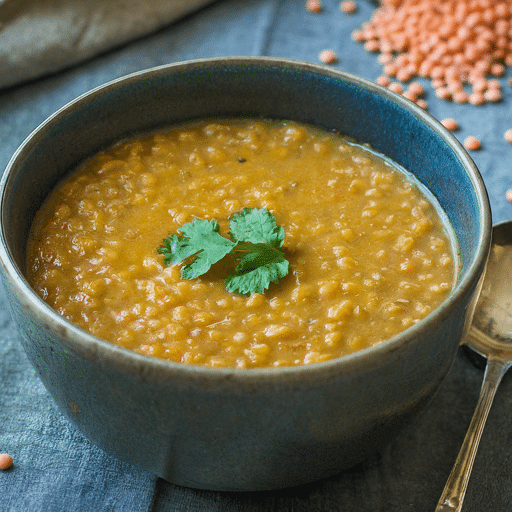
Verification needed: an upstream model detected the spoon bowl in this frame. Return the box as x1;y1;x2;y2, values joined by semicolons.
469;221;512;360
437;219;512;511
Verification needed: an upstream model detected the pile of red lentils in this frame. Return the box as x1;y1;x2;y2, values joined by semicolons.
351;0;511;106
307;0;512;201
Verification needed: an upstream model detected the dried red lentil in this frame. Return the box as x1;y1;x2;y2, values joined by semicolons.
306;0;323;13
464;135;482;151
402;90;417;102
484;88;502;102
441;118;459;131
388;81;403;94
453;90;470;104
353;0;512;104
0;453;13;471
416;99;428;109
506;189;512;202
469;92;485;106
319;49;338;64
408;82;424;96
340;1;357;14
505;129;512;143
377;75;391;86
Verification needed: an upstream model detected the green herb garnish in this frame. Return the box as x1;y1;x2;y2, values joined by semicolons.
157;208;289;295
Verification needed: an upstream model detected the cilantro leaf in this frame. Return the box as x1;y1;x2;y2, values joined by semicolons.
229;208;285;248
225;243;289;294
157;208;290;294
157;218;235;279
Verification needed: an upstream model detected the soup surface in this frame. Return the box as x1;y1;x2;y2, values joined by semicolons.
27;119;456;368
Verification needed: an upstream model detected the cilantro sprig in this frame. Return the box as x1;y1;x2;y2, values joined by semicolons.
157;208;289;295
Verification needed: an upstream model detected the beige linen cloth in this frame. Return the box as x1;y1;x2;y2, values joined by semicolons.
0;0;216;90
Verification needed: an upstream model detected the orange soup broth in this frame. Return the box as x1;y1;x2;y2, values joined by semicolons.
27;119;457;368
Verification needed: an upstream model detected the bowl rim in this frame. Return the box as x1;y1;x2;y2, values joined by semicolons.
0;56;492;384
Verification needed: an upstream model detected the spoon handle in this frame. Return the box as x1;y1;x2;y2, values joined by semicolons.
435;357;509;512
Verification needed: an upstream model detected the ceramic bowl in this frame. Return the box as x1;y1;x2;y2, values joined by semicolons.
0;57;491;491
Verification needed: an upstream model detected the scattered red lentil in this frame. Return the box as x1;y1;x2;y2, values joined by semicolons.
351;29;365;42
306;0;323;13
364;40;381;53
453;90;470;104
383;63;398;77
396;67;413;82
441;118;459;131
473;79;488;93
408;82;424;97
318;49;338;64
464;136;482;151
484;88;502;102
353;0;512;104
340;1;357;14
402;90;417;102
506;189;512;202
504;129;512;143
377;75;391;87
378;53;394;65
388;82;403;94
469;92;485;106
0;453;13;471
491;63;506;76
431;78;445;90
436;87;451;100
416;99;428;109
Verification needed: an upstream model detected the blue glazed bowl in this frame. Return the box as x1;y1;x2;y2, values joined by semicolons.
0;57;491;491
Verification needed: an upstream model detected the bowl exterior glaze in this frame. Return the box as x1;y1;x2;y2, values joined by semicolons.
0;57;491;491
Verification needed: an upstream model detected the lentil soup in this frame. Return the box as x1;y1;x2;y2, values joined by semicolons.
26;119;456;369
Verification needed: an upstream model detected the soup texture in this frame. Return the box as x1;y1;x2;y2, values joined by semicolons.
27;119;456;368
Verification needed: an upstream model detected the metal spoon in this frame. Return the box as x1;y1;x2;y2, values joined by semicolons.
436;220;512;512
